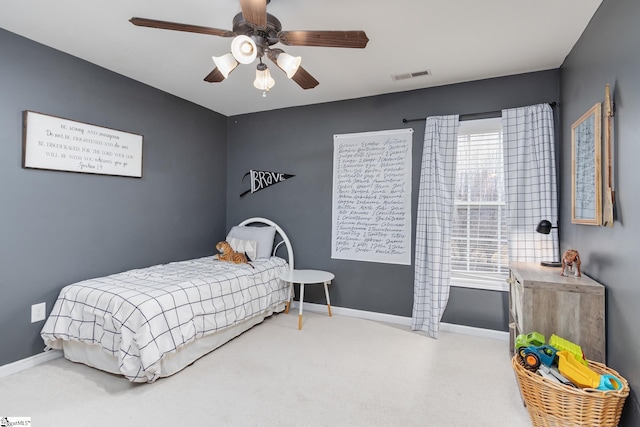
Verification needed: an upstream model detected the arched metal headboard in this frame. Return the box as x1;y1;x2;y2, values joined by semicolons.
237;217;294;270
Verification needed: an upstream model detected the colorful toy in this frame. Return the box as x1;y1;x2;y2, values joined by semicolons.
538;364;578;388
549;334;588;366
521;345;558;370
557;351;622;390
515;331;545;357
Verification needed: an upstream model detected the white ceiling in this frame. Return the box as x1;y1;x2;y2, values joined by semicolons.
1;0;602;117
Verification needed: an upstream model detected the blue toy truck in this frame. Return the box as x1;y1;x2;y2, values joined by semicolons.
521;345;558;370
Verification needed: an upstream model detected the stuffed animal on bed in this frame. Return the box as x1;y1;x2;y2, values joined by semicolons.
215;241;254;268
561;249;581;277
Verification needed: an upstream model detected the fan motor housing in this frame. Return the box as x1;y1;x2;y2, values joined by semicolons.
232;12;282;56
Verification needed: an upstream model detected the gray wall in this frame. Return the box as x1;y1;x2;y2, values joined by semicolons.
560;0;639;424
226;70;560;330
0;29;228;366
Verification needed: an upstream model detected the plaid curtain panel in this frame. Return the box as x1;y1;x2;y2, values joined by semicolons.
502;103;559;263
412;115;459;338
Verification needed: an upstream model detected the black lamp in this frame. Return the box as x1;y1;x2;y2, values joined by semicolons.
536;220;561;267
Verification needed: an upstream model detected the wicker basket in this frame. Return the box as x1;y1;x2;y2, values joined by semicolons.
512;355;629;427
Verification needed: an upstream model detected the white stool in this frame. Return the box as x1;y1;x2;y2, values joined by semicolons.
279;269;334;330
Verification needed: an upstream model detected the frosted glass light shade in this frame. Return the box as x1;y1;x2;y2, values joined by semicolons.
212;53;238;78
231;35;257;64
253;65;275;91
276;52;301;78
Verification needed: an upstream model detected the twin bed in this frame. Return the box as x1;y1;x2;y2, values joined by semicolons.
40;218;294;383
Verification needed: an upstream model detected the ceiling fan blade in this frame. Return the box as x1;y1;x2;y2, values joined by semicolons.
130;17;235;38
291;66;319;90
278;31;369;48
204;67;225;83
239;0;267;29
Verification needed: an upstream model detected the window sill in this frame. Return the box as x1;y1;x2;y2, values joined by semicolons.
450;278;509;292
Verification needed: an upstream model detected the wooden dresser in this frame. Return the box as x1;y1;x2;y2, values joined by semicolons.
508;262;606;363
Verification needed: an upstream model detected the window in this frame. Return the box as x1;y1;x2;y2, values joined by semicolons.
451;118;509;291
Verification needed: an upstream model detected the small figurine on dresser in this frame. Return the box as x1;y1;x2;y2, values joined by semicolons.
561;249;581;277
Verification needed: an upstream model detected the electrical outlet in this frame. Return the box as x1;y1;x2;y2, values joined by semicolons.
31;302;46;323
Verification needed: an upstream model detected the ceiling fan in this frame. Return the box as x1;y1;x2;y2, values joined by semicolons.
130;0;369;93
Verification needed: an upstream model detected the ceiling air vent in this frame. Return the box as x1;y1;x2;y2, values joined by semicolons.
391;69;431;81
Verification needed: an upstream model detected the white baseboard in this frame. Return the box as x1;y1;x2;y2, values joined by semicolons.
0;350;63;380
291;301;509;341
438;322;509;341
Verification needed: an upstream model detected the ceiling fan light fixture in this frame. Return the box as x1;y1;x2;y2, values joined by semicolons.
231;35;257;64
276;52;301;78
253;62;275;94
212;53;238;78
130;2;369;92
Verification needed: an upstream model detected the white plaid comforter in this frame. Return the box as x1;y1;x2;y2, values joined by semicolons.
41;256;289;382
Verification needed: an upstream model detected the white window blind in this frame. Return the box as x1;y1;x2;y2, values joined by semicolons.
451;118;508;291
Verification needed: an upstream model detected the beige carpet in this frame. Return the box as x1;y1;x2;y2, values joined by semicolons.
0;312;531;426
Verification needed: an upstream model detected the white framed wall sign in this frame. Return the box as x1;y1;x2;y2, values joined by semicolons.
332;128;413;265
23;111;143;178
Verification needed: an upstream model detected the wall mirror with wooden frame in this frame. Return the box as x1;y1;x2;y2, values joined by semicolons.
571;103;602;225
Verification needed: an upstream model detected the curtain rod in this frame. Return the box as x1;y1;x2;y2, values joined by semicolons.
402;102;556;124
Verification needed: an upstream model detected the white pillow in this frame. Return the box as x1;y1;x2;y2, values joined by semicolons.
227;237;258;261
226;225;276;259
